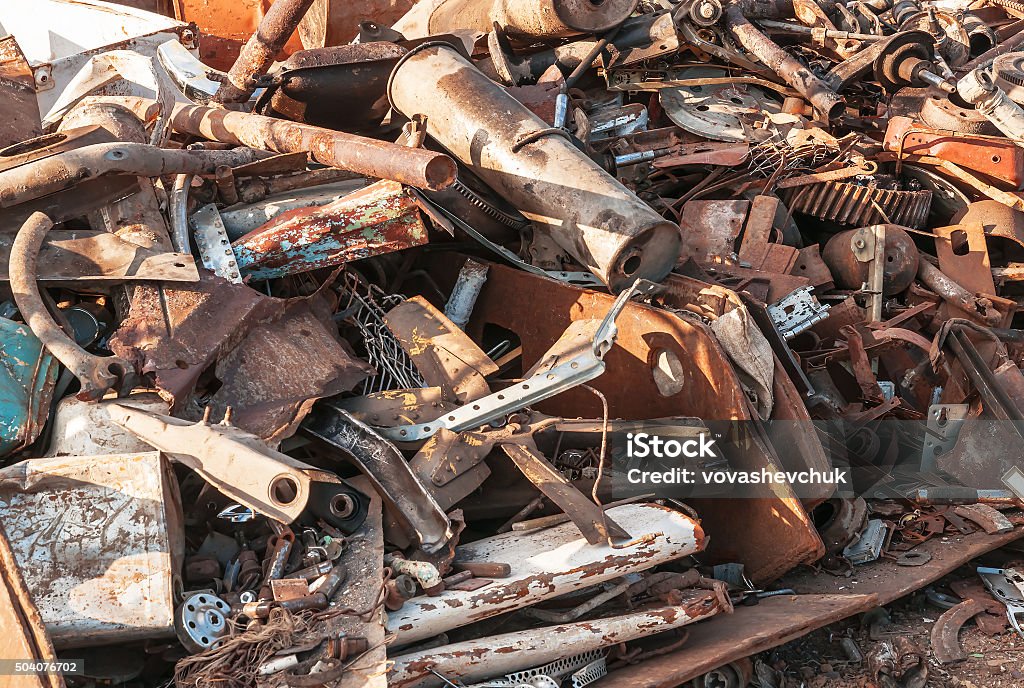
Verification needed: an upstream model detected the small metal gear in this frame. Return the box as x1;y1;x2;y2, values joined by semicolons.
451;177;530;229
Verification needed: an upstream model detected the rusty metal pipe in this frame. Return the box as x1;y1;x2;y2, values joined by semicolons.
119;99;456;191
58;100;173;252
917;259;1003;326
10;213;134;401
0;143;263;209
724;5;845;120
492;0;638;39
214;0;317;104
418;0;638;40
388;44;681;290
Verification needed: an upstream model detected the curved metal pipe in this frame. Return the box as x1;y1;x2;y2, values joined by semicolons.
724;5;845;120
0;143;264;209
10;212;134;401
170;173;194;254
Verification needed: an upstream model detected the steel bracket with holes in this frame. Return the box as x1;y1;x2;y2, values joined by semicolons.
375;280;656;442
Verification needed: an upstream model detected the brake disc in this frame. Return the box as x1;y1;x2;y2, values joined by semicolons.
658;67;780;143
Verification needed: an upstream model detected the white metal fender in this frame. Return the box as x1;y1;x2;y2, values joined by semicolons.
386;502;705;645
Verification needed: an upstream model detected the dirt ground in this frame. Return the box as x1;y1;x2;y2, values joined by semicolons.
761;572;1024;687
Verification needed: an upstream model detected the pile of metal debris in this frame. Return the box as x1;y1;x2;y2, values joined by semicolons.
4;0;1024;686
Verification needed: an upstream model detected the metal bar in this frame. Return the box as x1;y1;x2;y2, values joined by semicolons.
213;0;317;104
120;100;457;191
724;6;845;120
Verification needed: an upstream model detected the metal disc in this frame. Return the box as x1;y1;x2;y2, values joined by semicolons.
658;67;781;143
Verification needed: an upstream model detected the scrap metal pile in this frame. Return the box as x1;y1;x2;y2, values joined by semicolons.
4;0;1024;686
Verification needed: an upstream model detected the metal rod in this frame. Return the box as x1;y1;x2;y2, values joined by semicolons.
117;99;457;191
724;6;846;120
214;0;317;104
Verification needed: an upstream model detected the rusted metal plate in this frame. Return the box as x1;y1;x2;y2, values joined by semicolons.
679;199;747;264
600;523;1024;687
383;295;497;404
737;194;780;266
386;503;705;646
206;298;374;442
0;36;42;148
110;273;371;440
0;231;199;282
233;180;428;280
934;222;997;324
451;260;824;583
884;117;1024;187
0;452;182;649
790;244;834;290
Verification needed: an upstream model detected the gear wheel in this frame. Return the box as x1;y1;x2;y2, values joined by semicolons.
992;52;1024;105
451;177;530;229
780;178;932;229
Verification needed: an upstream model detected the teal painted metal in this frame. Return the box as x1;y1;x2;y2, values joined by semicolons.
231;179;429;280
0;316;59;458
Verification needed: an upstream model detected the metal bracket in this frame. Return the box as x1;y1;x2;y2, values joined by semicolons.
979;567;1024;638
376;280;655;442
192;204;242;284
767;286;831;340
843;518;891;564
302;403;454;553
921;403;969;471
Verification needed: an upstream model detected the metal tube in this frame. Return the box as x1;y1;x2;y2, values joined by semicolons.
0;143;263;209
214;0;317;104
118;99;456;191
917;260;1003;326
10;213;133;401
492;0;637;39
58;100;173;251
724;6;845;120
388;44;681;291
389;601;724;687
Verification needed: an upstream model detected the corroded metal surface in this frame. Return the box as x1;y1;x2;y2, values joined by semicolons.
388;44;680;291
119;99;457;191
214;0;316;104
390;590;725;687
385;503;706;645
0;522;64;688
0;317;58;477
109;272;371;440
781;179;932;229
232;180;428;280
0;36;42;148
0;452;182;648
457;260;825;583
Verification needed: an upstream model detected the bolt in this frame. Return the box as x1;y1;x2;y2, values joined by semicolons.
854;238;866;249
